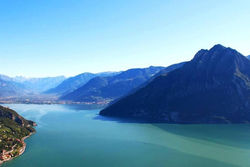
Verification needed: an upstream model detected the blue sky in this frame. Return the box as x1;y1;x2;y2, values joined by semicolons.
0;0;250;77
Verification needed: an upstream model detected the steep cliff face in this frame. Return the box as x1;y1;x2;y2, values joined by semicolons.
100;45;250;123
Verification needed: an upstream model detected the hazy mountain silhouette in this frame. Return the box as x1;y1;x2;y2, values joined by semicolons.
61;66;165;103
0;78;29;97
14;76;66;92
45;72;119;95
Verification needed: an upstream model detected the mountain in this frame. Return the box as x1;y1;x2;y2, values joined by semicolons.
149;62;186;80
0;105;36;163
0;75;13;82
0;79;29;97
248;55;250;60
100;44;250;123
61;66;165;103
118;62;186;100
0;75;66;95
45;72;119;95
14;76;66;92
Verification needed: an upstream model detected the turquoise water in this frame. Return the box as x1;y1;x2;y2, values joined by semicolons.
2;104;250;167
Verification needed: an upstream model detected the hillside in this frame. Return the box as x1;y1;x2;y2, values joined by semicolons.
0;106;36;164
100;44;250;123
45;72;119;95
61;66;165;103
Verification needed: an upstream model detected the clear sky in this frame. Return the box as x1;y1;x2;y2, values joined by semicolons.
0;0;250;77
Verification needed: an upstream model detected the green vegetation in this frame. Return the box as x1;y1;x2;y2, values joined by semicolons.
0;105;36;162
0;118;34;151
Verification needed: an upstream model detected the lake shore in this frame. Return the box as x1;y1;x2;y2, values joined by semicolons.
0;132;34;165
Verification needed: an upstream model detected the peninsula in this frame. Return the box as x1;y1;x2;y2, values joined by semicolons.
0;105;36;164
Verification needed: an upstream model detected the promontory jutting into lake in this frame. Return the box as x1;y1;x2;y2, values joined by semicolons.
1;1;250;166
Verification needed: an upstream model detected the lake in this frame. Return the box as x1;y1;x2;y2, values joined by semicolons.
1;104;250;167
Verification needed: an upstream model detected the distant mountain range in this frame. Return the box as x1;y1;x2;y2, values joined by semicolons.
0;72;119;99
100;44;250;123
14;76;66;92
0;46;249;112
45;72;119;95
0;75;66;98
0;78;29;97
60;66;165;103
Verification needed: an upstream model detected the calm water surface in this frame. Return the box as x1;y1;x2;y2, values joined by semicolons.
2;104;250;167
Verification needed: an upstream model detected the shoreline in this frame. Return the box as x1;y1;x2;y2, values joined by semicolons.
0;97;112;105
0;132;34;165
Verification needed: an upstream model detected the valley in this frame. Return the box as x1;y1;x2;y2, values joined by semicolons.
1;1;250;166
0;44;250;166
